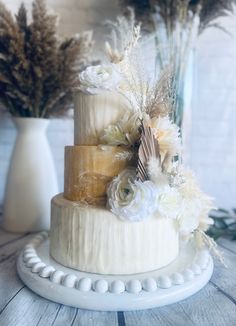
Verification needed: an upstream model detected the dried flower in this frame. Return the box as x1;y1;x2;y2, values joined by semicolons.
147;157;168;186
177;167;215;235
148;116;182;160
100;111;141;147
0;0;93;118
105;7;141;64
120;0;236;34
137;123;160;182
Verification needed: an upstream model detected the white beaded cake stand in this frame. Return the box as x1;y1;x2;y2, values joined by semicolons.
17;232;213;311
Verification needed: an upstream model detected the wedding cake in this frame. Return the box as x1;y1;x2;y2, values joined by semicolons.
50;14;213;276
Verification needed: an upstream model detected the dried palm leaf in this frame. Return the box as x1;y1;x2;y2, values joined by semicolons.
137;123;160;182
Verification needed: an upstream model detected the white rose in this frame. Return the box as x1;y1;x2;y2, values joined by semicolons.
107;168;159;222
157;186;182;219
178;198;203;235
176;167;215;235
78;65;121;94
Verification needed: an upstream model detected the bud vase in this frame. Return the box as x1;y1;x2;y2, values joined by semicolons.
2;118;59;232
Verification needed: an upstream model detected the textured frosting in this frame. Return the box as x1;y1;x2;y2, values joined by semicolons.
22;232;212;296
50;194;179;275
74;92;129;145
64;145;133;204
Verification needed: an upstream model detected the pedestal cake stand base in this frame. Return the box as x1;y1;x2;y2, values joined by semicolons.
17;232;213;311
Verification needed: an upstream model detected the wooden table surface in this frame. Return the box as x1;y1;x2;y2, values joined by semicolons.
0;227;236;326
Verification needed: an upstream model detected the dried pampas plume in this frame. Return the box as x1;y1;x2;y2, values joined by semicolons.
0;0;93;118
146;67;175;119
119;0;236;34
105;7;141;64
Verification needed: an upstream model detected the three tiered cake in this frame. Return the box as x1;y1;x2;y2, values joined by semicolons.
49;12;214;277
50;88;179;275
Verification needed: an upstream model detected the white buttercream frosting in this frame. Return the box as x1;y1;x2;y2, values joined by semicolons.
50;194;179;275
107;168;159;222
78;65;121;94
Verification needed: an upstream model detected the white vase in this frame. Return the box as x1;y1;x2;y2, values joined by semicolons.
2;118;59;233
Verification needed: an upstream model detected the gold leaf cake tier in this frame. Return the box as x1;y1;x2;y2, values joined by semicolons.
64;145;133;205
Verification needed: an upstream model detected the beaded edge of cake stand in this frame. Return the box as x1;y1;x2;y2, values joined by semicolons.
22;232;211;295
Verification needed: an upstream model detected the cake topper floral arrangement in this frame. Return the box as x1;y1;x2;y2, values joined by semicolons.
77;10;222;257
0;0;93;118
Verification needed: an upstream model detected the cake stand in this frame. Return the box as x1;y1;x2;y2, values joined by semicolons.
17;232;213;311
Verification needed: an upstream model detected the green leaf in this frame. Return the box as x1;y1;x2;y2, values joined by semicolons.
217;208;230;214
228;223;236;231
214;219;228;230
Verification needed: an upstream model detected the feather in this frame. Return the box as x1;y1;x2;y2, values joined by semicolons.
137;123;160;182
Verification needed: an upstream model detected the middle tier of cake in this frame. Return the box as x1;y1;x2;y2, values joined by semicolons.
64;145;133;205
50;194;179;275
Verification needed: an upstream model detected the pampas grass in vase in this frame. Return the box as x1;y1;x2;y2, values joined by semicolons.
119;0;236;129
0;0;94;232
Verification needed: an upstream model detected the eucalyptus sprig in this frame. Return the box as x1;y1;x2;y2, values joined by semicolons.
207;208;236;241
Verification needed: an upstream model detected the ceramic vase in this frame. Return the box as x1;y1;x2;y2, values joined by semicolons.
2;118;59;232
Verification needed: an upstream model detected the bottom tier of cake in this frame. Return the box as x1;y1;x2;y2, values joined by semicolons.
50;194;179;275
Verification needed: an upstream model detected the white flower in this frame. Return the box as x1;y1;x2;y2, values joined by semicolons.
178;197;203;235
100;112;141;146
147;157;169;187
157;186;182;219
177;167;215;235
78;65;121;94
107;168;159;222
148;116;181;160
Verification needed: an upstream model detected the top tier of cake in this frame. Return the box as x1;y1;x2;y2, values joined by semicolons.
74;91;129;145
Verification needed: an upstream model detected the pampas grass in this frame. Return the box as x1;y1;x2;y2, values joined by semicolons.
105;8;141;64
105;10;175;118
120;0;236;34
0;0;93;118
120;1;236;128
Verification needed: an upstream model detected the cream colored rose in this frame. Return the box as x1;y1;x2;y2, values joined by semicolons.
107;168;159;222
79;65;121;94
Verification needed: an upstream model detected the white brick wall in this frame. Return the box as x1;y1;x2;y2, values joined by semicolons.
0;1;236;209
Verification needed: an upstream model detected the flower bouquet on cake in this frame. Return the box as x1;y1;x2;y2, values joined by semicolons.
76;9;217;252
50;9;224;279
